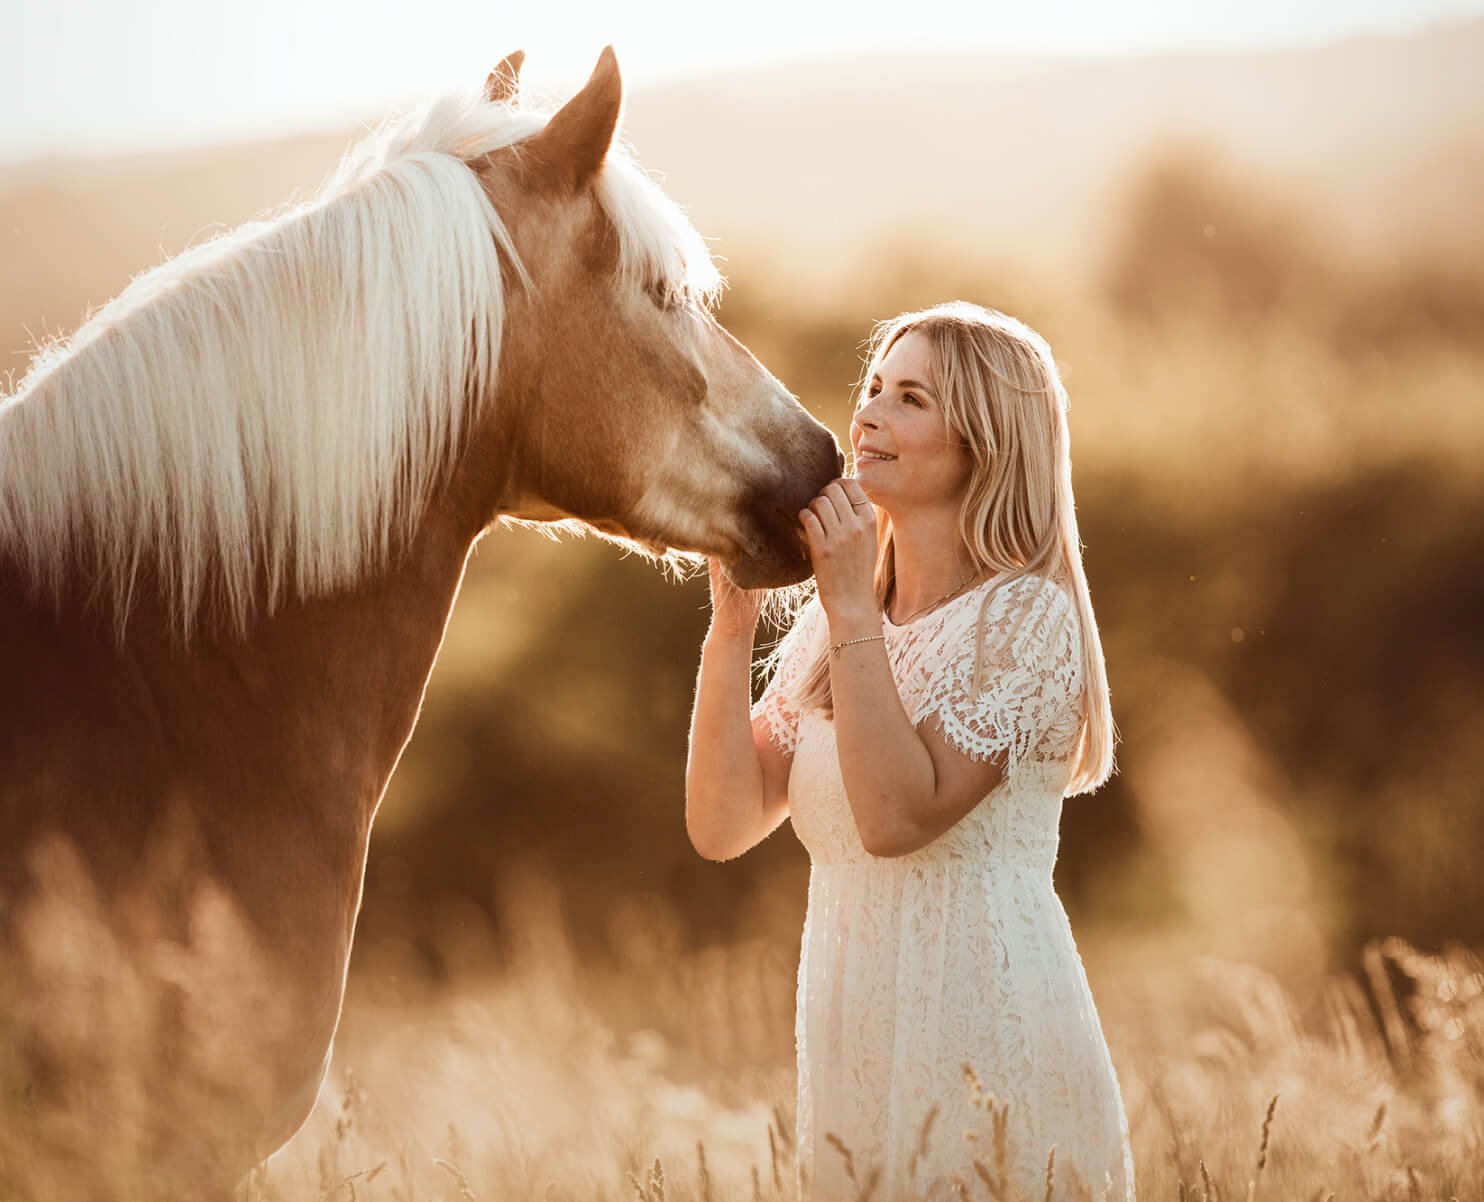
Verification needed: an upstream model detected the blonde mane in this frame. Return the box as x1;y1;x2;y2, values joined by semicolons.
0;90;721;640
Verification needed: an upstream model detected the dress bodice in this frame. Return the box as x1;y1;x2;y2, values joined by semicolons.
753;572;1084;872
788;710;1068;871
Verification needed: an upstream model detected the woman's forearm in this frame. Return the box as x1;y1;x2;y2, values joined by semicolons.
826;609;939;856
685;626;768;860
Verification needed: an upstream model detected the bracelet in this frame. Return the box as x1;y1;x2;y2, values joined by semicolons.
831;634;885;657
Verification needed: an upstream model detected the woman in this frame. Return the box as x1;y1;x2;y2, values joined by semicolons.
685;301;1134;1200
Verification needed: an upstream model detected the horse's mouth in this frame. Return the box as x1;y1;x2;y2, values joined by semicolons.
720;539;814;589
590;508;812;589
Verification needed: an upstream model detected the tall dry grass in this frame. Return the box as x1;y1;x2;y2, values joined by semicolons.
11;864;1483;1198
223;886;1484;1201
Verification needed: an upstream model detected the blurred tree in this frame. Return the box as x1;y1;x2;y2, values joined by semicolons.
1103;147;1336;325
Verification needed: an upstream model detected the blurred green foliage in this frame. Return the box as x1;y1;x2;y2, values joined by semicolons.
356;151;1484;986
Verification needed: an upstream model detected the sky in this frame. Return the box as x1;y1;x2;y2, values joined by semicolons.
3;0;1480;164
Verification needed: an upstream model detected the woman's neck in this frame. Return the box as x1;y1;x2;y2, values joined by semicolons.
885;506;978;620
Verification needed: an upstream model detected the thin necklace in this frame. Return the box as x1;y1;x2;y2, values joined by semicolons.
889;567;977;625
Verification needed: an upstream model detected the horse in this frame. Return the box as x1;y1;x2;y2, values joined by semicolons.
0;48;839;1198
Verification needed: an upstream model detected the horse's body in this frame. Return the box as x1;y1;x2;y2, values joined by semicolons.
0;51;837;1197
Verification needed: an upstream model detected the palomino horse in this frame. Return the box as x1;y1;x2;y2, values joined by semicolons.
0;49;838;1197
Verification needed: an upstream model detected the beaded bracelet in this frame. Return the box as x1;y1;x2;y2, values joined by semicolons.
830;634;886;657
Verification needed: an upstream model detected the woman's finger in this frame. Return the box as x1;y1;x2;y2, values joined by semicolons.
808;494;840;537
822;480;867;525
813;489;848;528
840;477;873;512
799;507;825;553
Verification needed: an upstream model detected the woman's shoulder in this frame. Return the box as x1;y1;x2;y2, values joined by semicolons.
938;570;1074;635
916;572;1079;679
992;572;1080;646
995;569;1072;605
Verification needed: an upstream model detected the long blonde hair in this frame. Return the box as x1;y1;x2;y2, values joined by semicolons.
783;301;1114;796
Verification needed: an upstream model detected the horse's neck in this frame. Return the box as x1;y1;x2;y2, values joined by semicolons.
233;505;476;837
0;502;477;959
0;501;478;1155
213;503;479;890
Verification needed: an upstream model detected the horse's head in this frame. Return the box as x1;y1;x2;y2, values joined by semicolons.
470;49;841;588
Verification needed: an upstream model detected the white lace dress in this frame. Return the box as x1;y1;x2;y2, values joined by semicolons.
753;574;1134;1201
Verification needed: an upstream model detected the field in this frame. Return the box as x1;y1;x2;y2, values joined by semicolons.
250;905;1484;1200
3;21;1483;1201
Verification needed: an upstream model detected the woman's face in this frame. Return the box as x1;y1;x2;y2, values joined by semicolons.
849;330;972;512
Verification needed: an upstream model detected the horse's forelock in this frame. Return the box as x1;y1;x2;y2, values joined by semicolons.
596;151;724;313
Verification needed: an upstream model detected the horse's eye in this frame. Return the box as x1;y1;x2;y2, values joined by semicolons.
646;281;679;312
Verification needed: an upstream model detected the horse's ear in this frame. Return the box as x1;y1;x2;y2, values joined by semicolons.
483;50;525;104
523;46;622;191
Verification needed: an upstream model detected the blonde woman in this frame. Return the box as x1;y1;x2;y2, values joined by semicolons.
685;302;1134;1200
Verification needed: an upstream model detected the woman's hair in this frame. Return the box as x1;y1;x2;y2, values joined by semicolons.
775;300;1114;796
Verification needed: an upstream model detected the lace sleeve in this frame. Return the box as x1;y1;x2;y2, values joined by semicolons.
916;575;1083;775
750;597;825;756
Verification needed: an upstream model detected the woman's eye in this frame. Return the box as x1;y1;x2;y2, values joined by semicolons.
904;393;924;407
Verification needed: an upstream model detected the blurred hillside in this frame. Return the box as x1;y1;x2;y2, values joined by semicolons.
4;24;1483;1003
4;16;1483;366
623;17;1484;294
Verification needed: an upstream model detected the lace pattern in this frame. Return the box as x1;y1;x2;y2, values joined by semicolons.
753;574;1083;782
795;861;1134;1200
904;573;1083;777
750;596;826;756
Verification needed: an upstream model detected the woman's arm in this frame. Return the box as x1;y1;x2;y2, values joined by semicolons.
826;619;1004;857
684;564;794;862
803;481;1004;858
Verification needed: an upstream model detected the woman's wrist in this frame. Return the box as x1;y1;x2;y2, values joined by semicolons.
824;602;882;643
705;618;757;647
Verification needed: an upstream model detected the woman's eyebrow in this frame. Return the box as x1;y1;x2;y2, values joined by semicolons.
875;376;936;396
868;373;937;398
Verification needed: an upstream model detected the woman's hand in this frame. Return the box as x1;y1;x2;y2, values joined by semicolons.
800;477;878;627
707;559;765;639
